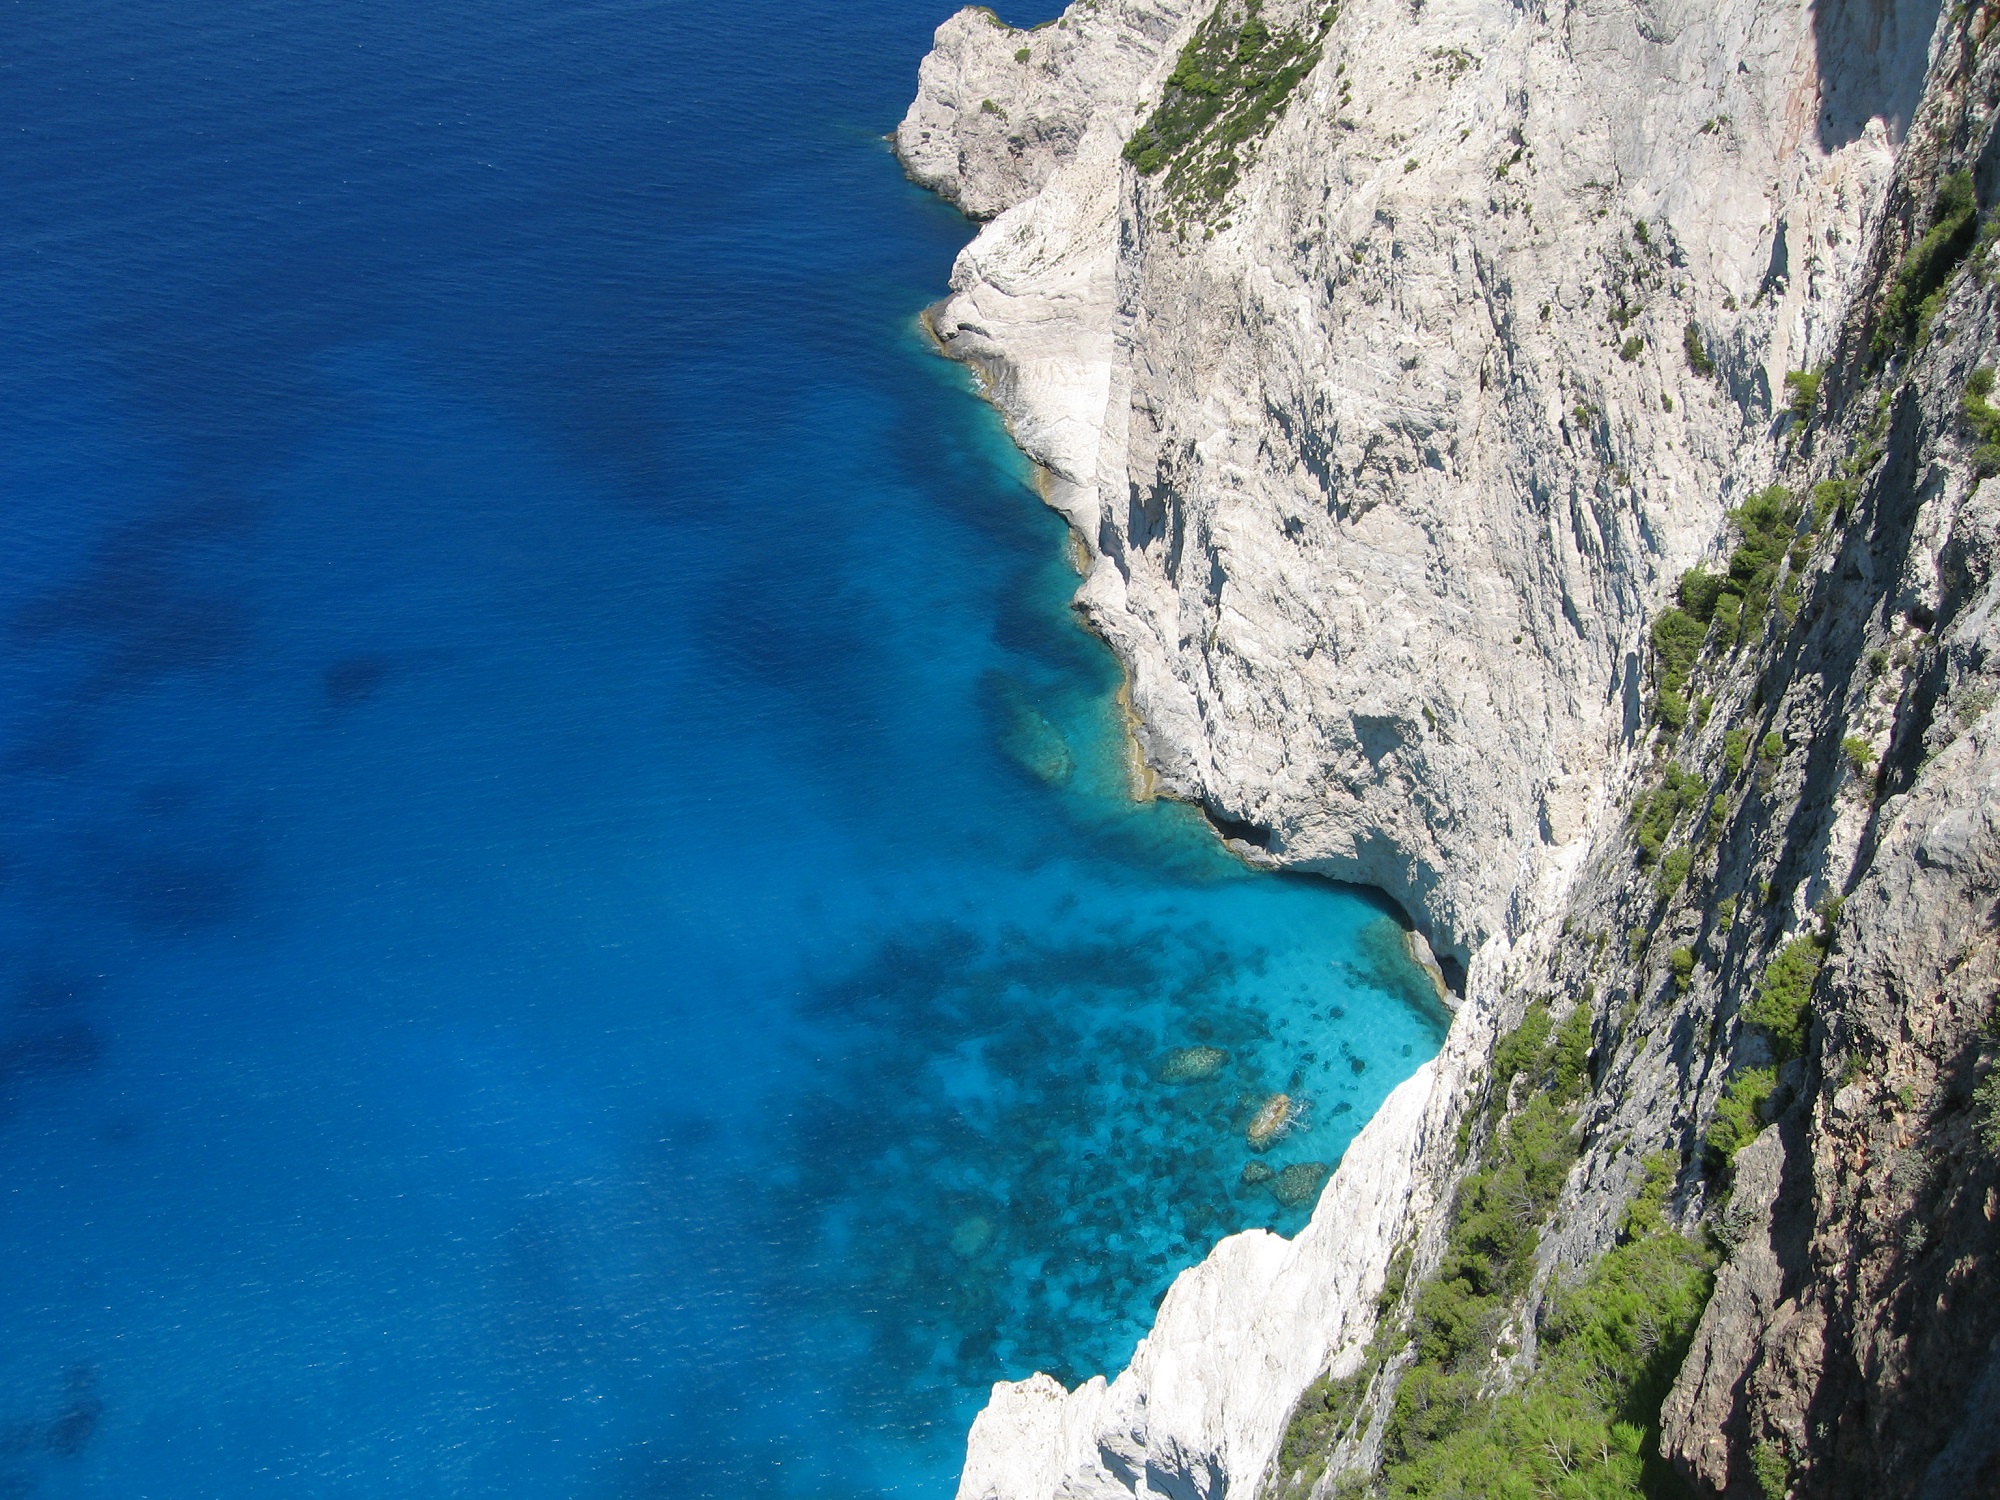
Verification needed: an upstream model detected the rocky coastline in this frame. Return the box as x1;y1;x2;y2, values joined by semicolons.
899;1;2000;1496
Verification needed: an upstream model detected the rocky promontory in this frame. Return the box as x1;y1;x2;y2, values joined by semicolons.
900;0;2000;1495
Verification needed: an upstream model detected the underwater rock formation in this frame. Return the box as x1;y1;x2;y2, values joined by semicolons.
1244;1093;1294;1151
1159;1044;1228;1083
991;674;1078;785
1267;1162;1331;1210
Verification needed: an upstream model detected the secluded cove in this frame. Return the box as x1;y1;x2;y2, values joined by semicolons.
0;2;1441;1496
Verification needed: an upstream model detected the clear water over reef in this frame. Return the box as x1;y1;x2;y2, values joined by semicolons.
0;1;1442;1494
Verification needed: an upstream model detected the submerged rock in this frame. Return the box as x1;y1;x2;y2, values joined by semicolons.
1269;1161;1332;1209
1159;1045;1228;1083
950;1215;993;1259
993;680;1076;786
1239;1161;1274;1187
1245;1092;1294;1151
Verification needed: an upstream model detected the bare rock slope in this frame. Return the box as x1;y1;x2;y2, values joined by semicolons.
899;0;2000;1496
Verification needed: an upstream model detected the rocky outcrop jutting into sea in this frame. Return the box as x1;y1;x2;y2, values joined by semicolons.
900;0;2000;1495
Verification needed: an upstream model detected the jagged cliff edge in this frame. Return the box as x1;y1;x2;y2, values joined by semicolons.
896;1;2000;1496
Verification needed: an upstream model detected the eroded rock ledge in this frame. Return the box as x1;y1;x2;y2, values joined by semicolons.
899;1;2000;1496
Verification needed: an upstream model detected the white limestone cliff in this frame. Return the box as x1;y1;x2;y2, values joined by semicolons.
896;0;1948;1495
913;0;1929;971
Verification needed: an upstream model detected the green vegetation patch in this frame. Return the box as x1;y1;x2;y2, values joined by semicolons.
1655;846;1695;903
1276;1009;1718;1499
1670;945;1697;987
1631;763;1701;867
1704;1066;1776;1166
1721;484;1804;643
1723;727;1750;778
1274;1002;1590;1493
1874;170;1979;355
1964;367;2000;477
1683;321;1715;377
1783;367;1822;420
1650;606;1705;727
1751;1441;1794;1500
1381;1155;1715;1498
1392;1115;1583;1440
1743;935;1824;1060
1973;1069;2000;1152
1656;483;1809;702
1122;0;1336;222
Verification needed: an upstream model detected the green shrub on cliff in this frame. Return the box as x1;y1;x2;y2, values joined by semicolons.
1276;1010;1715;1499
1663;488;1803;660
1551;1006;1592;1099
1651;608;1705;725
1684;321;1715;377
1489;999;1552;1101
1670;946;1697;987
1875;170;1978;354
1813;477;1859;528
1656;846;1694;902
1744;936;1824;1059
1379;1156;1714;1498
1724;727;1750;778
1678;566;1725;622
1783;367;1822;420
1632;764;1700;866
1964;367;2000;477
1973;1069;2000;1152
1722;485;1802;640
1122;0;1334;218
1705;1066;1776;1166
1751;1441;1794;1499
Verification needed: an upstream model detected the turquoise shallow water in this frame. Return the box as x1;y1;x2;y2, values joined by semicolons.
0;1;1442;1494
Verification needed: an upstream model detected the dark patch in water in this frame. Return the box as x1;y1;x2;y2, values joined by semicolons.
0;976;103;1116
9;496;252;698
43;1370;100;1458
89;783;260;932
983;670;1076;787
323;655;391;707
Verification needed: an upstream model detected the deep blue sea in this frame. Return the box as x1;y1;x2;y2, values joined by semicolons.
0;3;1443;1495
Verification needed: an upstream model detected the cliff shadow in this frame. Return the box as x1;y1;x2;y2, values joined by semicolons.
1812;0;1942;150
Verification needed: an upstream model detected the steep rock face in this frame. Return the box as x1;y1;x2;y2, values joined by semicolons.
1651;39;2000;1483
910;0;1930;969
895;1;1194;220
897;1;2000;1498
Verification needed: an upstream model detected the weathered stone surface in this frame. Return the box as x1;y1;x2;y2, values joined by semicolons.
908;0;1917;970
1659;1124;1792;1493
897;1;2000;1496
896;2;1193;220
